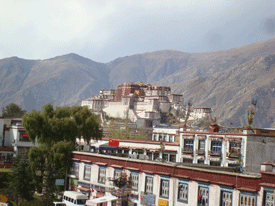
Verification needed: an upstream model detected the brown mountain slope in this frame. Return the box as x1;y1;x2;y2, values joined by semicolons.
0;54;110;111
108;38;275;87
172;54;275;128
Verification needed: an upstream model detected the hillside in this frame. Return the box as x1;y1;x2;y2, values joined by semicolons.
0;54;110;111
172;54;275;128
0;39;275;127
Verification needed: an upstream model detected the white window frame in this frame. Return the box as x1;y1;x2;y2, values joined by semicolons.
263;189;274;206
178;180;188;203
240;192;256;206
160;177;169;198
71;163;79;178
221;190;232;206
84;164;91;181
198;185;209;206
98;167;106;184
145;175;153;194
114;169;122;180
130;172;139;191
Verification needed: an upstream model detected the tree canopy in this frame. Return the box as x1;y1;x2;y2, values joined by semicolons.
2;103;26;118
22;103;102;146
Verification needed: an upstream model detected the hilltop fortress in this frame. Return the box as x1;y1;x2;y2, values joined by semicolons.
81;82;184;125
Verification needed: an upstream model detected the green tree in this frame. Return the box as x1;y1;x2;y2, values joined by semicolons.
8;154;34;205
22;103;102;203
22;103;102;146
2;103;26;118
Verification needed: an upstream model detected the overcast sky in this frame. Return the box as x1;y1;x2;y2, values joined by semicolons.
0;0;275;63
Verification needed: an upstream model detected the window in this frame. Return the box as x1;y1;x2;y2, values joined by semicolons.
130;172;139;191
170;154;176;162
211;141;222;153
240;192;256;206
229;141;241;152
160;178;169;198
199;140;205;150
183;158;193;163
198;186;209;206
169;135;174;142
114;169;122;179
145;175;153;194
163;154;169;161
210;161;221;166
98;167;106;184
178;181;188;203
71;163;79;178
220;190;232;206
263;190;274;206
84;165;91;180
153;152;159;160
197;159;204;164
184;140;194;150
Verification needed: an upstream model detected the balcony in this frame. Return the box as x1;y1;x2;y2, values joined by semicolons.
196;149;205;155
228;152;241;159
208;151;222;156
182;148;193;154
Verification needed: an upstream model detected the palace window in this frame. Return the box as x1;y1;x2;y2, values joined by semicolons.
178;180;188;203
240;192;256;206
145;175;153;194
160;177;169;198
198;186;209;206
98;167;106;184
84;165;91;181
130;172;139;191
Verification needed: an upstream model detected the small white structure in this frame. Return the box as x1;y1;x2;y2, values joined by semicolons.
85;196;117;206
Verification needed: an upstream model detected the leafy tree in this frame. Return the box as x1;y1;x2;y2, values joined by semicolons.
2;103;26;118
22;103;102;146
8;154;34;205
22;103;102;203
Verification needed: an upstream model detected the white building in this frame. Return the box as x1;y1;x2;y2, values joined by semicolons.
81;83;184;124
179;125;275;173
0;118;38;163
68;151;275;206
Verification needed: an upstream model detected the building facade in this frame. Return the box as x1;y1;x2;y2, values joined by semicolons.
69;151;275;206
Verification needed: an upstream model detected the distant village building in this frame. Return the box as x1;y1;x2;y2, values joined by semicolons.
190;107;211;120
81;82;184;126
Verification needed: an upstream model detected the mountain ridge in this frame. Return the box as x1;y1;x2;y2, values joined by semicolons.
1;38;275;127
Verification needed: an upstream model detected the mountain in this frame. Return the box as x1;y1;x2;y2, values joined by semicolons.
0;39;275;127
0;54;110;112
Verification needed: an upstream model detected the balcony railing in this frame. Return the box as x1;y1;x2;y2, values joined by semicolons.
182;148;193;154
208;151;222;156
196;149;205;155
228;152;241;158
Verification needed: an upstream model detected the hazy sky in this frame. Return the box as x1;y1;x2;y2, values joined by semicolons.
0;0;275;63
